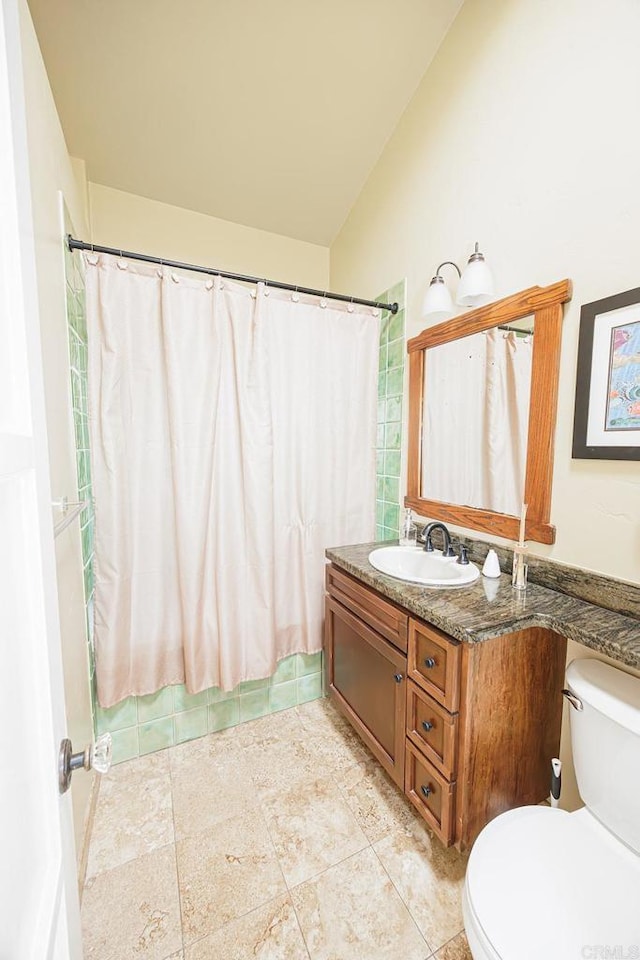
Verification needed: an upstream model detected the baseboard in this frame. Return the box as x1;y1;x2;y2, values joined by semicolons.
77;771;100;902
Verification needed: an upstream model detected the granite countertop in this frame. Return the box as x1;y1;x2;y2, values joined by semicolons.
326;541;640;671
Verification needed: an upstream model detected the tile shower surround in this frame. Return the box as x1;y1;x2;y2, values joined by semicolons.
96;652;324;764
64;228;96;696
376;279;406;542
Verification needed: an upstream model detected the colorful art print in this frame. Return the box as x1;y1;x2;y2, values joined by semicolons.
573;288;640;461
605;320;640;431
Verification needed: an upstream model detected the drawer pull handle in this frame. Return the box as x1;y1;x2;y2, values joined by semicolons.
424;657;436;669
420;784;432;798
422;720;433;732
394;673;403;683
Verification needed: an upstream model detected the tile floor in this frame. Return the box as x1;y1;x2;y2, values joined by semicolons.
81;697;471;960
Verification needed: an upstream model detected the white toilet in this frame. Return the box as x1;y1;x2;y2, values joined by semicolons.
463;658;640;960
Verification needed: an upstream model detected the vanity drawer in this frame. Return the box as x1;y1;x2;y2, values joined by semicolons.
406;681;457;779
408;619;460;711
326;564;408;653
405;741;455;846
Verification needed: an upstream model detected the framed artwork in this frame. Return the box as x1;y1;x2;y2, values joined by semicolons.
573;287;640;460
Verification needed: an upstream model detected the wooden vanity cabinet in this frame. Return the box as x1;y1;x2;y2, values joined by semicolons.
325;564;567;850
452;625;566;847
324;566;408;787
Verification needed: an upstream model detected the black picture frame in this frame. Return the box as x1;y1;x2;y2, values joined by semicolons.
572;287;640;461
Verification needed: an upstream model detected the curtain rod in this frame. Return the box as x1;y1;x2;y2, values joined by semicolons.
66;236;399;314
497;324;534;334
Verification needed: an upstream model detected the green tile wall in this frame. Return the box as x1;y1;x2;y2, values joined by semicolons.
96;652;324;764
65;237;324;765
64;218;96;710
376;279;406;540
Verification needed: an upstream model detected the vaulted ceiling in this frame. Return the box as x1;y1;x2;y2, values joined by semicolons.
27;0;462;245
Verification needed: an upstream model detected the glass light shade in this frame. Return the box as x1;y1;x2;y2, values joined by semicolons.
422;276;454;321
456;252;494;307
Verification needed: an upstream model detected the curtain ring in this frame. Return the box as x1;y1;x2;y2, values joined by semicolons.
263;279;269;297
292;285;299;303
348;296;355;314
320;291;328;309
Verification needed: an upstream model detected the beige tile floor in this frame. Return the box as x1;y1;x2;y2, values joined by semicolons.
81;697;472;960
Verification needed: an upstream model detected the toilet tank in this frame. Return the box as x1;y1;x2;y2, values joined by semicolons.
566;659;640;854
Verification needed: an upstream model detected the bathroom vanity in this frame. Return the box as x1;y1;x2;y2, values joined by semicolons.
324;280;640;851
325;560;566;850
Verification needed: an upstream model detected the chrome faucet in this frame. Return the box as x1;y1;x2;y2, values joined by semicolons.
422;521;456;557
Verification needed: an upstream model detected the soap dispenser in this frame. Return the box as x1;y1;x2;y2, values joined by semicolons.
482;549;501;578
399;508;417;546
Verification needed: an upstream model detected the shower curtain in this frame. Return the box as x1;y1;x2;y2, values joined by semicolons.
422;328;533;516
85;256;378;707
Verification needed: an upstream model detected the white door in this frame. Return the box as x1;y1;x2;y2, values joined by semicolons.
0;0;82;957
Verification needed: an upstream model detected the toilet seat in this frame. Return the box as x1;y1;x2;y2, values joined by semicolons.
464;805;640;960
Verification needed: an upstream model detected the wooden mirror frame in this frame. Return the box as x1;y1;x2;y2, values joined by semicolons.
406;280;572;544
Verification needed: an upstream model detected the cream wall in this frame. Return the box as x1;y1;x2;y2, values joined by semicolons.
86;182;329;290
331;0;640;586
70;155;90;228
18;0;94;859
331;0;640;811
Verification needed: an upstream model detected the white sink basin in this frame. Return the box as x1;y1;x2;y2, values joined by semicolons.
368;545;480;587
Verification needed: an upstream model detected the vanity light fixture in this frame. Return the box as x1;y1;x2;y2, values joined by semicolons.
422;261;460;322
422;242;494;321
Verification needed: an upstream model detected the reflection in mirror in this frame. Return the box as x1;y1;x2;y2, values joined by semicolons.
422;320;534;516
406;281;572;544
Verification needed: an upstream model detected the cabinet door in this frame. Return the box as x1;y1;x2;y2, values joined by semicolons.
325;596;406;787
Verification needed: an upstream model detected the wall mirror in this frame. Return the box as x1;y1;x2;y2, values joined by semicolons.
406;280;572;544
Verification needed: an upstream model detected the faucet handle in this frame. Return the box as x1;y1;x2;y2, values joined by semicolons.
457;544;469;565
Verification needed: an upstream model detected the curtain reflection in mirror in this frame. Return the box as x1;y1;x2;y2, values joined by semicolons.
421;327;533;516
